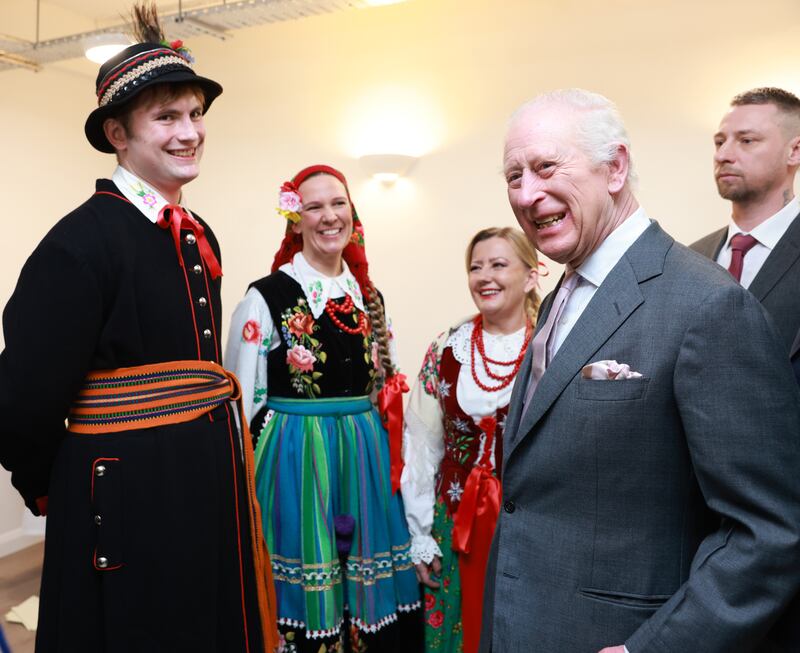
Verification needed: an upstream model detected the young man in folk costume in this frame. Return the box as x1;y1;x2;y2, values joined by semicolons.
0;5;277;652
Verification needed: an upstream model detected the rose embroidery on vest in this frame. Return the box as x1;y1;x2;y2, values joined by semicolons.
280;298;326;398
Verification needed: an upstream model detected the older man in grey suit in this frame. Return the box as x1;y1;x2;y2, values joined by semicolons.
691;87;800;652
480;89;800;653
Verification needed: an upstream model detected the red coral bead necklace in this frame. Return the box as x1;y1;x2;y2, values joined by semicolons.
470;315;532;392
325;294;367;335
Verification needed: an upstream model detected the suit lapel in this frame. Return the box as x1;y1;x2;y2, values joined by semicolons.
505;291;557;448
748;212;800;301
507;223;670;457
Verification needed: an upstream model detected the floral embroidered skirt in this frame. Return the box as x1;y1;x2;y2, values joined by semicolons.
424;499;463;653
254;396;421;651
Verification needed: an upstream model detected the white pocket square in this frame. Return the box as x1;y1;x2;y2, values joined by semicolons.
581;360;643;380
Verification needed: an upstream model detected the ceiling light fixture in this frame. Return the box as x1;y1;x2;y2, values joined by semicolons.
82;33;131;64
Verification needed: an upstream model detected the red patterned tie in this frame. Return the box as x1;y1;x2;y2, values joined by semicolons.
727;233;758;283
521;272;580;415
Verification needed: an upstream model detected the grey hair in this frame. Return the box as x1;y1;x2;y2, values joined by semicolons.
512;88;638;189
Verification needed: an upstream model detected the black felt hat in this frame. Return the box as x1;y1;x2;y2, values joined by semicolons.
84;41;223;153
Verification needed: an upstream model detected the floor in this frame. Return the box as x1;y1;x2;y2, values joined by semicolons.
0;542;43;653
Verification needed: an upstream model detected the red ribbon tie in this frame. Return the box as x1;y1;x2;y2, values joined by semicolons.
377;372;409;494
157;204;223;280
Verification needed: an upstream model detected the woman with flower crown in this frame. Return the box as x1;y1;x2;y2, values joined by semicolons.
225;165;422;653
400;227;540;653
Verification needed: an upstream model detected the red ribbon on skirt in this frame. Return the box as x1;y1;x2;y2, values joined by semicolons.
451;416;501;653
158;204;223;279
377;372;409;494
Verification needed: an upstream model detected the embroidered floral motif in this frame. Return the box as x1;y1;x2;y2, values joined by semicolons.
345;277;363;303
438;380;452;399
307;280;324;309
131;181;157;209
286;344;316;373
242;319;261;344
446;479;463;503
280;298;326;398
453;417;472;433
418;342;440;397
425;593;436;611
427;609;444;629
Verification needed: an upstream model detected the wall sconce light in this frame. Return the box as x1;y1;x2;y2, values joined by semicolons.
83;33;131;64
359;154;418;184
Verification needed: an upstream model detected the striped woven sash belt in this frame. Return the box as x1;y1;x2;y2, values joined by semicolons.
67;360;237;434
66;359;280;648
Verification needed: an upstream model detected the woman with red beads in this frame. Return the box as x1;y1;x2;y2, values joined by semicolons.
225;165;422;653
401;227;540;653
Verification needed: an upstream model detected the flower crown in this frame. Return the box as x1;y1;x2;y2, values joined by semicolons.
160;38;195;64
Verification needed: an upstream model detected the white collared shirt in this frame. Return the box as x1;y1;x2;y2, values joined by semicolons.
551;207;652;355
112;165;177;223
715;197;799;289
224;252;379;423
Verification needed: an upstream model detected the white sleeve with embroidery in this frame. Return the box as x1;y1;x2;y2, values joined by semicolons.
401;339;446;564
224;287;276;424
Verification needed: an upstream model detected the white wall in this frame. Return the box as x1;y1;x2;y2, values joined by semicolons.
1;0;799;552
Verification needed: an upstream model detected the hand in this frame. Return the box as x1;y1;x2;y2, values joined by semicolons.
598;646;626;653
415;557;443;589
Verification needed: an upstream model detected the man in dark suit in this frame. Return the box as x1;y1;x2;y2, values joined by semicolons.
480;89;800;653
691;87;800;651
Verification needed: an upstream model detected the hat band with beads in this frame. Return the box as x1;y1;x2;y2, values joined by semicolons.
97;47;193;108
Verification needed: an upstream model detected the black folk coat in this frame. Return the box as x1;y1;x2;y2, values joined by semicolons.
0;180;266;653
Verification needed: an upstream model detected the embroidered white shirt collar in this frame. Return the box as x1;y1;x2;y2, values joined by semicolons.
724;196;800;251
575;207;652;287
112;165;179;224
280;252;366;319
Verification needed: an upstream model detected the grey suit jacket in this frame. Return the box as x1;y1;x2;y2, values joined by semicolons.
690;213;800;359
691;214;800;652
480;222;800;653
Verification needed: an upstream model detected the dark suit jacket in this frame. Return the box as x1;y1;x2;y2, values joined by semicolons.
690;213;800;359
691;214;800;652
480;222;800;653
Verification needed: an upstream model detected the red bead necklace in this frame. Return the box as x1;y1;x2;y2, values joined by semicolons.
325;295;367;335
470;315;532;392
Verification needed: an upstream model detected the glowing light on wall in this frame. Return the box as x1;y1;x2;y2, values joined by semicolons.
341;84;444;159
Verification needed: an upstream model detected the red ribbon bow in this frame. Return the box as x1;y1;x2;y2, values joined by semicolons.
377;372;409;494
157;205;222;280
451;415;501;653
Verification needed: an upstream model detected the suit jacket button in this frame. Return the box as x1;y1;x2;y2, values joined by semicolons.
504;500;515;513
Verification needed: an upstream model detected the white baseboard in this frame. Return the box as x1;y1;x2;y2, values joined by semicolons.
0;527;43;558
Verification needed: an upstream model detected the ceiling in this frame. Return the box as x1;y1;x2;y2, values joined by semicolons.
0;0;380;72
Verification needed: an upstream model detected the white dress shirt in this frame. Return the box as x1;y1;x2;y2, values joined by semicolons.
550;207;652;355
715;197;800;289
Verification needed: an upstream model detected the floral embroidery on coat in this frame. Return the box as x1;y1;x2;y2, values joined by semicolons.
280;298;326;398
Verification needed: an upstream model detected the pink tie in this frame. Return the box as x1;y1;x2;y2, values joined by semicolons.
727;233;758;283
521;272;580;414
